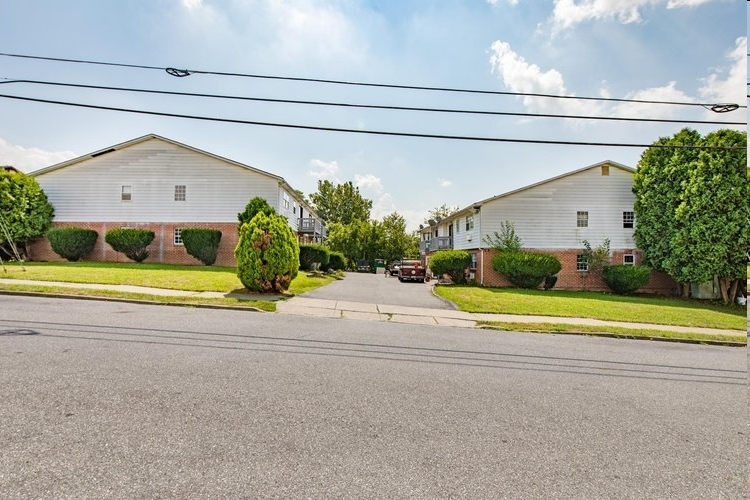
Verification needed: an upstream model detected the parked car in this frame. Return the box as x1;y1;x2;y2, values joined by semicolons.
389;261;401;276
397;259;427;283
356;259;370;273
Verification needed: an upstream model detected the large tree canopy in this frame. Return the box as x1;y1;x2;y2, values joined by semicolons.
633;128;747;303
309;180;372;225
0;170;54;258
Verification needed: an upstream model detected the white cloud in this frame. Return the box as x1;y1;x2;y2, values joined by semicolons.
355;173;383;193
308;159;339;179
488;40;603;115
266;0;366;65
181;0;203;11
0;137;76;173
612;81;694;119
437;178;452;188
551;0;722;30
699;36;747;106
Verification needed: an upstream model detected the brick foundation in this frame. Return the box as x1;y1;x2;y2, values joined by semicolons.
28;221;308;267
470;248;676;295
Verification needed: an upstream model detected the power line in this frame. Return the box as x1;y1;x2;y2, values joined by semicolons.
0;52;742;112
0;79;744;126
0;92;744;150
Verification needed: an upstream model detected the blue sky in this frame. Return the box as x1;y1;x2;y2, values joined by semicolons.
0;0;745;230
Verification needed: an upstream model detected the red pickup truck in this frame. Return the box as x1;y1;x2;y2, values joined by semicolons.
397;259;427;283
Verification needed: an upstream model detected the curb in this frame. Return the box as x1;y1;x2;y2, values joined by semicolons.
477;325;747;347
0;290;267;313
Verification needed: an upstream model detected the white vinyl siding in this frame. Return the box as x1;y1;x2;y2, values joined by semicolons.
477;165;637;249
36;138;282;223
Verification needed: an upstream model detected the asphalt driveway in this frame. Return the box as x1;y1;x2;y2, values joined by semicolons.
301;271;454;309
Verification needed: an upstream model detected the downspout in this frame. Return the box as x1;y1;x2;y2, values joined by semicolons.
474;205;483;286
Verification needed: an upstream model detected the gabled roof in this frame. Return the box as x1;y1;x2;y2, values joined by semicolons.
426;160;634;228
30;133;284;179
30;133;318;217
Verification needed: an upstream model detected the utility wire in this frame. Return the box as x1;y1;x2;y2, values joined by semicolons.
0;93;744;149
0;79;744;126
0;52;741;112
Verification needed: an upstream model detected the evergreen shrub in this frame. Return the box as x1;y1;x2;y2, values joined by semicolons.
492;251;562;289
602;265;651;294
46;227;98;261
181;228;222;265
235;212;299;293
326;251;347;271
299;244;330;271
429;249;472;284
104;228;155;263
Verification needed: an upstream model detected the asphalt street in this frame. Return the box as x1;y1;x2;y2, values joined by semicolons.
1;295;747;498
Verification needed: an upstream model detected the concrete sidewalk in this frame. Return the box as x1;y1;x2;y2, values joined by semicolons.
1;278;745;338
276;296;747;337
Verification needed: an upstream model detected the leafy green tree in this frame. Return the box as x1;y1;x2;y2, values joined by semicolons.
633;128;747;303
483;220;523;252
238;196;276;231
309;180;372;224
671;129;747;303
424;204;458;224
633;128;701;295
378;212;412;263
0;170;54;258
235;212;299;293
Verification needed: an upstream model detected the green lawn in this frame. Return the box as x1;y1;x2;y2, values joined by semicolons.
434;285;746;331
0;261;337;308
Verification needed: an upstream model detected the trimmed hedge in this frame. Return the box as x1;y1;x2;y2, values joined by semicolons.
181;228;222;265
429;249;472;284
602;265;651;294
492;251;562;289
46;227;98;262
326;251;347;271
104;228;155;263
299;243;330;271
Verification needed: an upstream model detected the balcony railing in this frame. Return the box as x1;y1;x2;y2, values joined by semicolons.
420;236;452;253
298;217;324;235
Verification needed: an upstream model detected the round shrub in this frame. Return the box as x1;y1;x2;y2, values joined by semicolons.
429;249;472;284
104;228;155;263
235;212;299;293
492;251;562;289
602;265;651;294
47;227;98;261
299;243;330;271
181;228;222;266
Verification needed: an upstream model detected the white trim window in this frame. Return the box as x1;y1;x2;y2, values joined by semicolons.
465;215;474;231
623;254;635;266
174;228;183;245
455;219;460;233
121;185;132;201
283;192;290;210
577;211;588;228
576;254;589;272
174;185;186;201
623;211;635;229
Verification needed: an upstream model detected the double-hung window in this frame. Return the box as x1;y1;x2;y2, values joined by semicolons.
623;211;635;229
577;211;588;228
174;185;186;201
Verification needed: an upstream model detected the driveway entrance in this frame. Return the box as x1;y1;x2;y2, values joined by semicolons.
301;271;454;310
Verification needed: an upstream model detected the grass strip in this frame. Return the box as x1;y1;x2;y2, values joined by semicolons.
0;284;277;312
435;285;745;330
477;321;746;345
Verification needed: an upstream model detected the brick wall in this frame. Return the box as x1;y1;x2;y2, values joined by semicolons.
472;248;676;295
29;222;242;267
